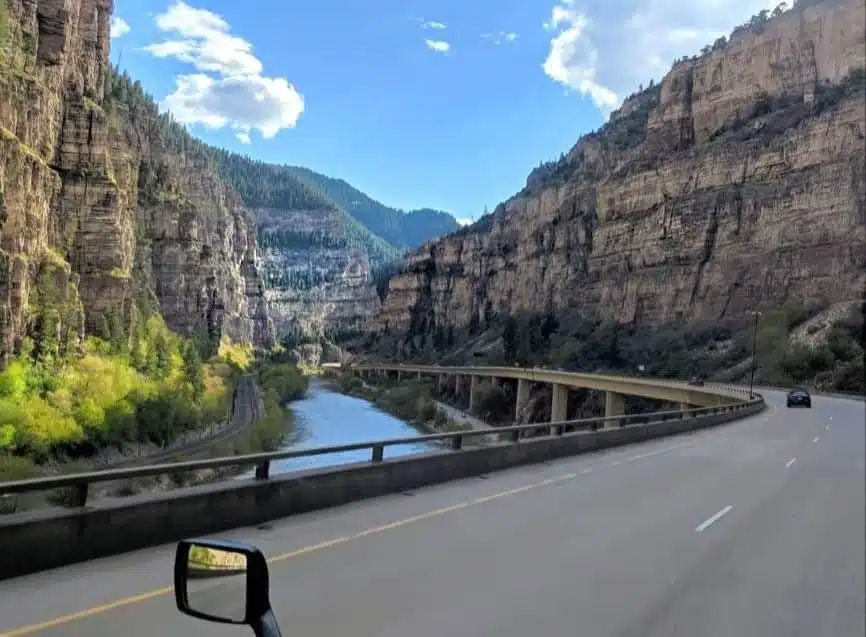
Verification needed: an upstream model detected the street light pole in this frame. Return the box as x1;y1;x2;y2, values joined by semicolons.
748;311;763;399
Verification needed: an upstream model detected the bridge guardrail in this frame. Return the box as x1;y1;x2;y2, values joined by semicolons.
0;398;762;511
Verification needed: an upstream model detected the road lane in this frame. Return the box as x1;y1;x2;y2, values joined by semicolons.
185;575;247;623
0;390;861;637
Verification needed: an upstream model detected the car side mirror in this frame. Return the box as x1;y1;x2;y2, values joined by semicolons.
175;538;283;637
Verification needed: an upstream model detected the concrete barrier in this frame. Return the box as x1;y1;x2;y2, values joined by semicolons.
0;400;764;580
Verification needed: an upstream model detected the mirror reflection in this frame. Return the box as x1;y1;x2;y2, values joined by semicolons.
185;544;248;623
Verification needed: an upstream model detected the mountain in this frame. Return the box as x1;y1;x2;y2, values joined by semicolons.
370;0;866;392
284;166;460;250
0;0;453;364
0;6;274;363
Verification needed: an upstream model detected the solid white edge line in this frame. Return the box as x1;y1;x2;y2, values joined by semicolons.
785;457;796;468
696;505;734;532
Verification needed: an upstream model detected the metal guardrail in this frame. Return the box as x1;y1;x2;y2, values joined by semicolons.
0;397;762;509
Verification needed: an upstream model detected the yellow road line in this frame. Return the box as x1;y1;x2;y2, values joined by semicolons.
0;439;693;636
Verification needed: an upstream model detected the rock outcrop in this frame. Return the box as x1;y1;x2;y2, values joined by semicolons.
252;206;382;341
0;0;273;362
375;0;866;339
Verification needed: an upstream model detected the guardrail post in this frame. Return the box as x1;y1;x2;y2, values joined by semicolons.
372;445;384;462
255;460;271;480
450;435;463;450
73;483;89;507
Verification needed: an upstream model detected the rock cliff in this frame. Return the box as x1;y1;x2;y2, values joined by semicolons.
375;0;866;340
0;0;273;362
252;205;382;341
207;150;453;347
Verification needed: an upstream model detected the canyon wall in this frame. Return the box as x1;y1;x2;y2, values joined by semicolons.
253;206;381;341
0;0;273;362
375;0;866;339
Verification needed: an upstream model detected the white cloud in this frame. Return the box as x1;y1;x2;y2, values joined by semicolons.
481;31;518;45
456;218;473;226
542;0;781;114
425;39;451;54
110;16;131;39
422;20;448;30
142;1;304;141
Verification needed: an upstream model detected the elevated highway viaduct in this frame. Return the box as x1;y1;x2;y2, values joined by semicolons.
342;363;746;423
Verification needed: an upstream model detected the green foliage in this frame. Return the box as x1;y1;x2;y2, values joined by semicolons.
472;385;512;423
455;300;863;394
285;166;459;250
0;315;242;464
212;150;332;211
0;0;8;48
257;363;309;403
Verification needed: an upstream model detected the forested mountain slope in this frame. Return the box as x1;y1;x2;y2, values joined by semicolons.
285;166;460;250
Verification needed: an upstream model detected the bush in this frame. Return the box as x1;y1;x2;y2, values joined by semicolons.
257;363;309;403
0;316;256;463
472;385;511;422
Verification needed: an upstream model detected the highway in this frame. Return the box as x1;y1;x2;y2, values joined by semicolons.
0;389;862;637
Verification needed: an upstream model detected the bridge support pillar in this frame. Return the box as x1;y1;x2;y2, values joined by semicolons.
515;378;530;423
416;371;423;380
551;384;568;423
604;391;625;427
469;375;481;413
455;374;466;399
438;374;447;392
679;402;692;417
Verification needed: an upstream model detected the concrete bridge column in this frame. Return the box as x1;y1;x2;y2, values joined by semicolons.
551;384;568;423
515;378;530;422
416;371;423;380
469;375;481;412
455;374;466;399
438;374;447;392
604;390;625;427
679;402;692;417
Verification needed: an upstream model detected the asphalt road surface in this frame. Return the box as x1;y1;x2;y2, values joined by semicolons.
186;574;247;623
1;389;863;637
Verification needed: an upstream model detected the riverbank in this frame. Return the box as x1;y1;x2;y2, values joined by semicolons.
0;361;311;513
327;374;496;440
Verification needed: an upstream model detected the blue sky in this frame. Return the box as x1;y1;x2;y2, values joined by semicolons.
110;0;777;224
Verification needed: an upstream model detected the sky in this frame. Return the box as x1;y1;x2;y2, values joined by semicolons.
110;0;780;225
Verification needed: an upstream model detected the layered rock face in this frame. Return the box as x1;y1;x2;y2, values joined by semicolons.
253;207;381;340
0;0;272;362
375;0;866;337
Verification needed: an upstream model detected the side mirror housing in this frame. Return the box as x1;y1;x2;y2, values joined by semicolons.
175;538;282;637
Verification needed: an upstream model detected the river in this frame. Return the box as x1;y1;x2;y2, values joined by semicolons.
240;381;438;478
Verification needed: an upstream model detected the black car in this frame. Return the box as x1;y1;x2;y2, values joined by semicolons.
786;388;812;408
